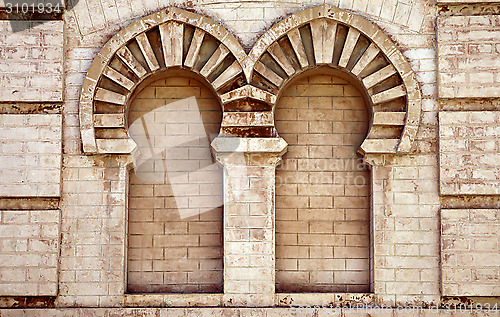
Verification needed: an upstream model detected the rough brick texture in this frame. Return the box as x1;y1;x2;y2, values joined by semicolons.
2;0;493;310
0;21;63;102
127;76;223;293
437;15;500;98
441;209;500;296
217;148;281;306
439;111;500;195
0;210;59;296
371;156;441;305
0;114;62;197
275;73;370;293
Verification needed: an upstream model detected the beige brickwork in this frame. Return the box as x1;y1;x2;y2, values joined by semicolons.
0;114;62;197
3;0;500;312
0;21;63;102
371;155;441;306
441;209;500;296
220;155;279;306
127;76;223;293
58;155;128;306
437;15;500;98
275;72;370;293
68;0;428;45
439;111;500;195
0;210;59;296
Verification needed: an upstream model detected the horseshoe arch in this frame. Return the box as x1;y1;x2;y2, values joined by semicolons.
79;5;421;156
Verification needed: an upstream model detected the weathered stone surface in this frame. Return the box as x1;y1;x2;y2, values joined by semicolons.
441;209;500;296
79;5;421;156
1;0;498;311
0;210;59;296
439;111;500;195
437;15;500;98
0;114;62;197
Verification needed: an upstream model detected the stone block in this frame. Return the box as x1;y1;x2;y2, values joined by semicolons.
0;210;59;296
0;114;62;197
437;15;500;98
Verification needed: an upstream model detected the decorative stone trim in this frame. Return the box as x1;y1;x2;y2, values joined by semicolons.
79;5;421;156
79;7;247;154
247;5;422;155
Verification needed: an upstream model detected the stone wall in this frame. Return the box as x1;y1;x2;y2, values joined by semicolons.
0;114;62;197
0;21;63;102
0;210;59;296
441;209;500;296
439;111;500;195
438;15;500;98
127;76;223;293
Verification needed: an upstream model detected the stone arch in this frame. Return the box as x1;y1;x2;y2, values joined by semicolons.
246;4;421;155
79;7;247;154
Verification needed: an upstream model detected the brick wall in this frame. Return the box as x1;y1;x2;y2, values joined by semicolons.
439;111;500;195
58;155;128;306
441;209;500;296
68;0;428;47
0;114;62;197
275;73;370;293
0;21;63;102
127;76;223;293
371;156;441;305
0;210;59;296
1;0;494;309
437;15;500;98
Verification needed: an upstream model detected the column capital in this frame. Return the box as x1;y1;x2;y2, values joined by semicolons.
211;137;288;167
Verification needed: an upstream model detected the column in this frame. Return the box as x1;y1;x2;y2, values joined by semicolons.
211;137;287;307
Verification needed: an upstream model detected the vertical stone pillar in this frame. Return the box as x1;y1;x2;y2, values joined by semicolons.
211;137;287;307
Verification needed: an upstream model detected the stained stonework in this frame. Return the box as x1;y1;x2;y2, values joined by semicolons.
439;111;500;195
437;15;500;98
0;114;62;197
0;210;59;296
127;76;223;293
0;0;499;314
0;21;63;102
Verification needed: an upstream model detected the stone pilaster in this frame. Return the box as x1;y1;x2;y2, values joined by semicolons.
211;137;287;307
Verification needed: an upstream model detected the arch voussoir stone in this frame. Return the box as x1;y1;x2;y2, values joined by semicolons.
247;4;422;155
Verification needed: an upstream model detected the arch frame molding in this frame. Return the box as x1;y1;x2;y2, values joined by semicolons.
79;5;421;157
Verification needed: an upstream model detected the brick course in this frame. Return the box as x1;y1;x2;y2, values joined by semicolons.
438;15;500;98
439;111;500;195
0;21;63;102
0;114;62;197
0;0;498;311
441;209;500;296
